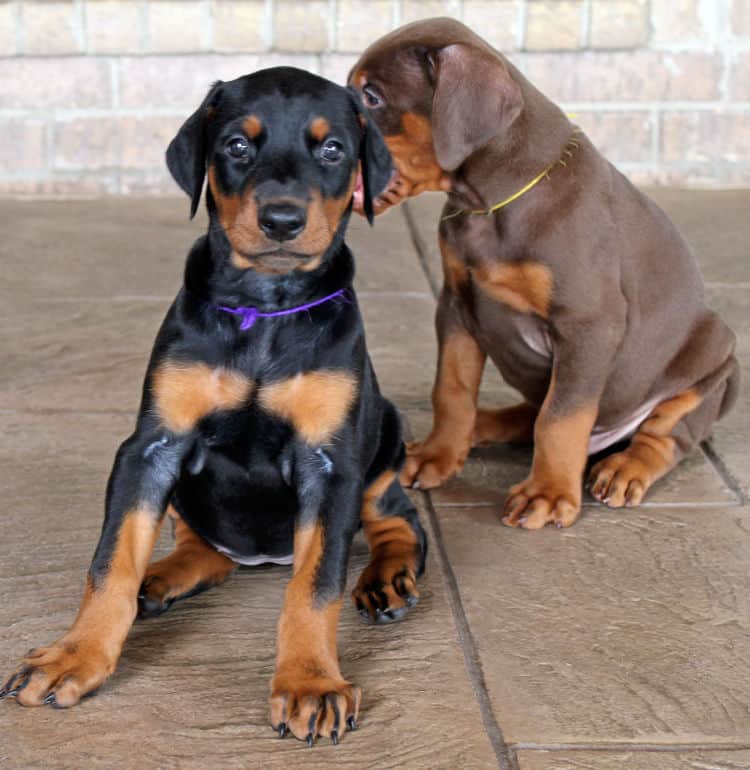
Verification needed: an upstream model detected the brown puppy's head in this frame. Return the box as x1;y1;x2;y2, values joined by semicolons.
166;68;392;275
349;18;523;215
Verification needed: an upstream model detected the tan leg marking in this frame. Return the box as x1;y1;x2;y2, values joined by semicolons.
352;472;420;623
472;402;538;446
259;370;357;445
270;524;360;744
401;327;485;489
589;388;703;508
474;260;553;318
138;505;236;617
151;362;254;433
503;373;597;530
10;508;161;707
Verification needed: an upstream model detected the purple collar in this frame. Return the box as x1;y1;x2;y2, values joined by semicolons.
215;288;350;330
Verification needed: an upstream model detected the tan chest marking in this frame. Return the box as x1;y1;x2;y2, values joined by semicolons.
259;370;357;445
152;362;254;433
475;260;553;318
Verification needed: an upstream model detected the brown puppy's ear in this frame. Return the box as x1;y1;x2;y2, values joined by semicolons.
431;44;523;172
166;81;223;219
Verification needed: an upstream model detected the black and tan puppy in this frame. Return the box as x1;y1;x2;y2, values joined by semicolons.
349;19;739;529
0;68;426;745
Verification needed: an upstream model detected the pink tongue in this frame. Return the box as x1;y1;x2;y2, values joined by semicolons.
352;169;365;211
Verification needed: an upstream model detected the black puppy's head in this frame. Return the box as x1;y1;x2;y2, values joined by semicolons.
166;67;392;274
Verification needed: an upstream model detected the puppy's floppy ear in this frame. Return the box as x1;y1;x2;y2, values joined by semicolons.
430;44;523;172
166;81;223;219
347;87;393;225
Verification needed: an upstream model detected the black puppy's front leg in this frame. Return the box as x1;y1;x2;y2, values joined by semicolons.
1;425;192;708
270;451;362;746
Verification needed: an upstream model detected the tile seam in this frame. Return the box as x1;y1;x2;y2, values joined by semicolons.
421;491;519;770
401;202;441;299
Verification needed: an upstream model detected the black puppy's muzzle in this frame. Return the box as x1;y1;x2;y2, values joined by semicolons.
258;203;307;242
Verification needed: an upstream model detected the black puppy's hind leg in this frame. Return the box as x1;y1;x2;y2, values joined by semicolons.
353;474;427;624
138;505;236;618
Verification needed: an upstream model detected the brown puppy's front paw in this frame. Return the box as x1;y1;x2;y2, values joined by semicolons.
0;639;115;708
502;477;581;530
588;452;651;508
352;561;419;624
270;674;361;745
400;438;465;489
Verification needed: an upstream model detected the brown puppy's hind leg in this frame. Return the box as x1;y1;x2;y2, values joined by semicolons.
589;357;740;508
472;402;537;446
138;506;236;618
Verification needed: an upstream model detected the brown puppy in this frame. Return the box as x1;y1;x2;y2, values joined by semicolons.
349;18;739;530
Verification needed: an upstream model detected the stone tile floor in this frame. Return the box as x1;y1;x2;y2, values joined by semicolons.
0;191;748;769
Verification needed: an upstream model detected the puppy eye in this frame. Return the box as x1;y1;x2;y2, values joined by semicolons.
226;136;251;159
319;139;344;164
362;84;383;109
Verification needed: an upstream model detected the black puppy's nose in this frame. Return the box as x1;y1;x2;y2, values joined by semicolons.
258;203;306;242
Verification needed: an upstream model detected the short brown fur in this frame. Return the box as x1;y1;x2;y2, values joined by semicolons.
401;327;485;489
352;18;739;524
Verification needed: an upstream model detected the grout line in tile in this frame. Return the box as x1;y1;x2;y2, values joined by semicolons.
0;407;134;416
513;742;750;752
1;290;435;305
700;439;748;505
420;490;519;770
401;201;441;299
432;500;743;509
705;281;750;289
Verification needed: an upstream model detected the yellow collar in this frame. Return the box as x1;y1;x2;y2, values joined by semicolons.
442;128;582;221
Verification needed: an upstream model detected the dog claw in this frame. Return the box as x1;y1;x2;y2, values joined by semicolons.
347;715;357;731
306;732;314;748
44;692;57;706
331;729;339;745
277;723;287;738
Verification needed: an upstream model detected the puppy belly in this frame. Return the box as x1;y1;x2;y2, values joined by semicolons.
205;539;294;567
173;468;297;568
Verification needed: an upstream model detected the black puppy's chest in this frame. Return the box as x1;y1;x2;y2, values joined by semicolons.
157;317;361;564
172;403;302;565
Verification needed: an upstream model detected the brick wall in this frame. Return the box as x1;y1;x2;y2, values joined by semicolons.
0;0;748;196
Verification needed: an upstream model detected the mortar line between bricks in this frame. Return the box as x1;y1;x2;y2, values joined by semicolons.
421;491;519;770
402;201;440;299
701;439;747;505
